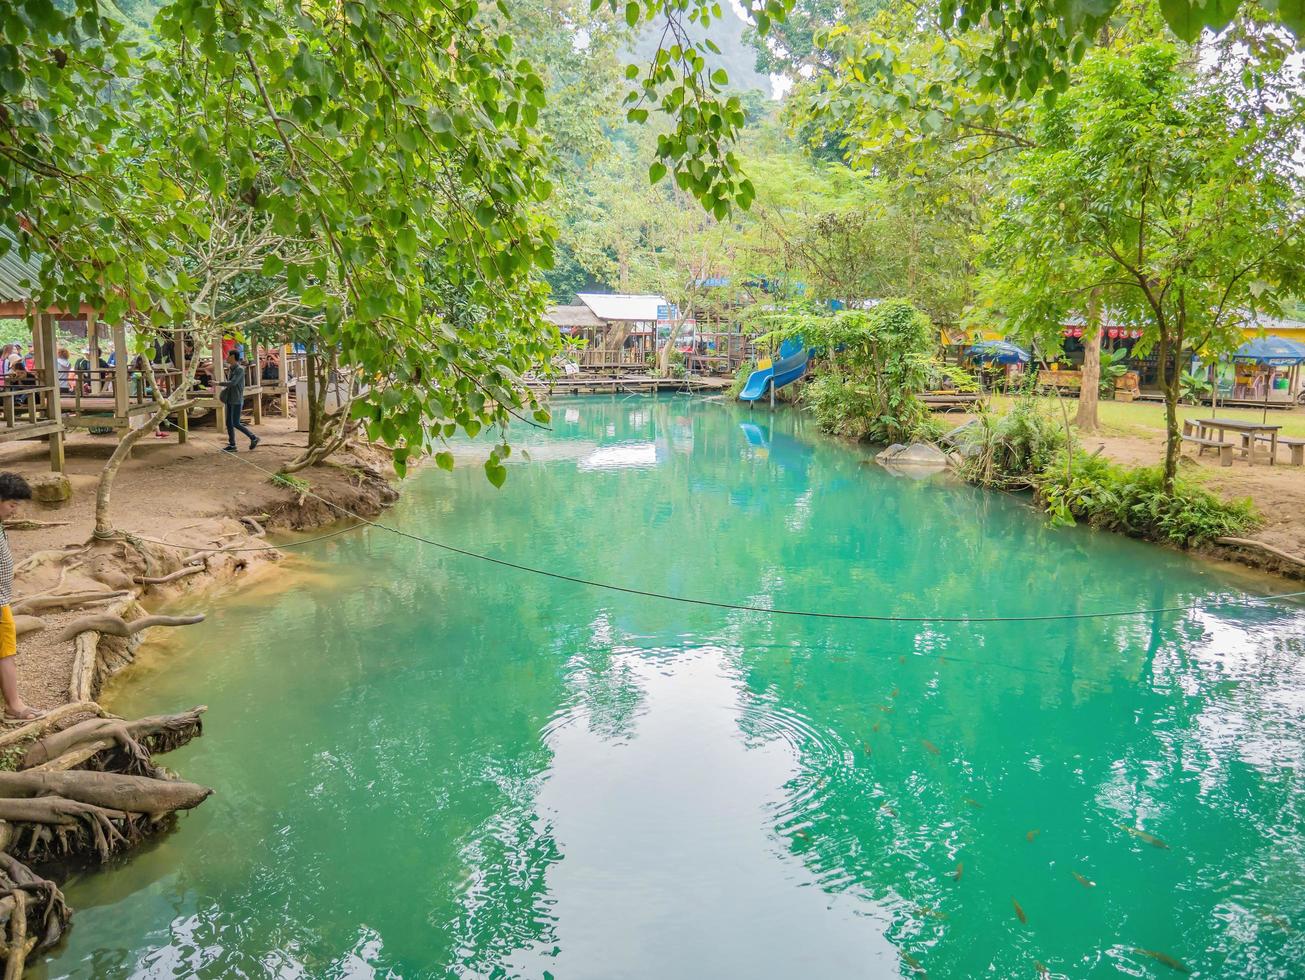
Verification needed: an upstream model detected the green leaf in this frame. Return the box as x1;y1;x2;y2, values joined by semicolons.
484;458;507;488
649;161;667;184
1158;0;1206;40
435;451;454;471
625;1;640;27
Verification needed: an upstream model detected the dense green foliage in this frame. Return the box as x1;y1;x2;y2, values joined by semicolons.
1038;452;1260;546
956;397;1070;490
954;400;1258;546
769;301;936;444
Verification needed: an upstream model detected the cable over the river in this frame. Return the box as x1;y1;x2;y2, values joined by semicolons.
145;425;1305;625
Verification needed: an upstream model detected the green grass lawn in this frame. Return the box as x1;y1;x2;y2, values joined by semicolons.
981;395;1305;440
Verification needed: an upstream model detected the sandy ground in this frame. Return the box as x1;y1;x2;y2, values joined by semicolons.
0;409;397;711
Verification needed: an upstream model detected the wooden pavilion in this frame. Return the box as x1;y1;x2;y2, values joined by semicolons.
0;241;68;471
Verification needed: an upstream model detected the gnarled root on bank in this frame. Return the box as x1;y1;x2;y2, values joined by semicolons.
21;707;207;777
0;851;70;978
56;613;205;643
0;704;212;867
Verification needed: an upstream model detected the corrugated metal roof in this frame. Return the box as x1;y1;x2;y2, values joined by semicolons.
577;293;668;322
0;228;42;304
546;304;604;329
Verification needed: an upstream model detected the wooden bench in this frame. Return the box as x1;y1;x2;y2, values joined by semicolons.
1181;434;1234;466
1251;433;1305;466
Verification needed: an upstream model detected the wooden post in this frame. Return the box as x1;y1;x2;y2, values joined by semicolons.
250;339;263;424
38;314;64;472
86;313;101;393
211;338;226;430
111;321;129;423
279;343;290;417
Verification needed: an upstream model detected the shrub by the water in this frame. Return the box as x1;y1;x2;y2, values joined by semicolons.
1036;452;1259;547
956;397;1069;490
771;299;937;444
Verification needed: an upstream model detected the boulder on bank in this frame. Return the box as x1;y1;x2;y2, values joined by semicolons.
30;474;71;505
875;443;950;468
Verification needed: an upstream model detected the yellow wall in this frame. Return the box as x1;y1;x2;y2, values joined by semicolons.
1244;326;1305;343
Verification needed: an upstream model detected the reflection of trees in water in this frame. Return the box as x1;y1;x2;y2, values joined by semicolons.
730;577;1305;975
109;394;1302;977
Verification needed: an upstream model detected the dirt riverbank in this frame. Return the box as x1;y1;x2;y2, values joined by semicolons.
0;415;399;712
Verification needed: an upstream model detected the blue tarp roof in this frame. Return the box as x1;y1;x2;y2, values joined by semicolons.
1233;335;1305;366
965;340;1030;364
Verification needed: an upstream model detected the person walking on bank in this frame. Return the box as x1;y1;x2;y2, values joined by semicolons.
0;473;43;722
219;349;260;453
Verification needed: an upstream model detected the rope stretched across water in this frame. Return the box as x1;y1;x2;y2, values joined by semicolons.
125;426;1305;624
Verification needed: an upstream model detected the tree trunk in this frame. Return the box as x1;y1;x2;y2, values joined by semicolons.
306;344;322;448
94;405;169;538
1075;289;1103;432
1158;335;1181;495
657;306;692;377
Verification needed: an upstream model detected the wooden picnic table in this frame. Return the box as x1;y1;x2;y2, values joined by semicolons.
1193;417;1281;465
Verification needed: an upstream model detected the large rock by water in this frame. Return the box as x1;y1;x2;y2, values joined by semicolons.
875;443;950;468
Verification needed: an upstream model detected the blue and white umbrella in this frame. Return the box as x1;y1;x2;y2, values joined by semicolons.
965;340;1031;365
1232;335;1305;367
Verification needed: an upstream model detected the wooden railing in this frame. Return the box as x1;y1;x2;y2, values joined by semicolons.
0;385;58;430
65;366;188;413
576;347;648;369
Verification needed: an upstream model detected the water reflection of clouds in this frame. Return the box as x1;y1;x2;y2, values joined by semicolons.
575;441;657;471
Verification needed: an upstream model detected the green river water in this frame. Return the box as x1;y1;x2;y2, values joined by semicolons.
36;395;1305;978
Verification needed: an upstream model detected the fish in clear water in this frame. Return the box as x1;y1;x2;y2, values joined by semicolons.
964;798;983;809
1071;870;1096;889
1133;948;1190;973
1012;897;1028;924
901;951;926;975
1120;824;1169;849
1026;829;1041;843
861;741;871;755
1034;962;1050;977
890;687;900;698
914;905;947;920
879;704;895;714
899;655;907;664
1257;909;1293;932
881;804;897;817
872;722;880;732
922;739;941;755
949;861;963;881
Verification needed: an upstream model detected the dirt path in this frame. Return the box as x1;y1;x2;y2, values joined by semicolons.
0;413;397;710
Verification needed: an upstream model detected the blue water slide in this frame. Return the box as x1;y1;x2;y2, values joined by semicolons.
738;339;809;402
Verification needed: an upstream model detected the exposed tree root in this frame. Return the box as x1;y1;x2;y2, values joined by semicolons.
1214;536;1305;568
0;704;107;753
134;566;205;586
22;707;207;776
11;617;43;639
11;589;131;617
0;852;69;975
56;613;205;643
2;520;70;531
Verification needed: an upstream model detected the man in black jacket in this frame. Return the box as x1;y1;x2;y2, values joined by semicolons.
219;350;261;452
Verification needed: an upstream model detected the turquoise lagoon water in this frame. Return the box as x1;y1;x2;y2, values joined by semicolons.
36;395;1305;978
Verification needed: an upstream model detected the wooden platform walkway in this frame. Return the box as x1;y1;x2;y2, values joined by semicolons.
527;375;733;395
1133;391;1299;410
